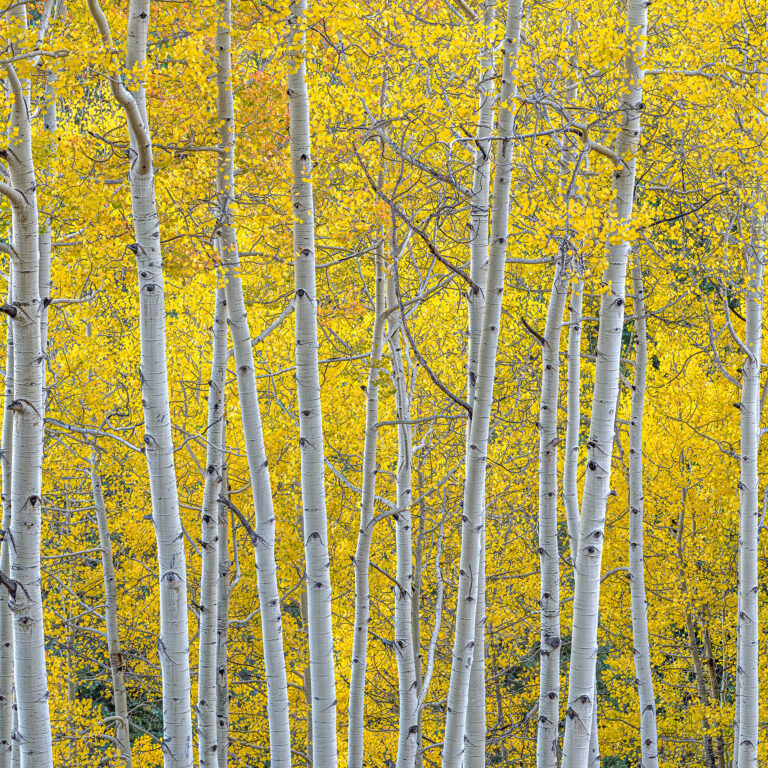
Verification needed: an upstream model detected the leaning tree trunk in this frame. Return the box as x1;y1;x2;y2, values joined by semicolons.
387;272;419;768
288;1;337;765
464;2;496;764
735;212;764;768
628;259;659;768
561;0;648;763
86;1;194;763
214;1;292;763
441;1;524;765
90;446;133;768
197;289;227;768
346;243;386;768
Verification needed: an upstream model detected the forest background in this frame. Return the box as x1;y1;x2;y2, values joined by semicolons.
0;0;764;767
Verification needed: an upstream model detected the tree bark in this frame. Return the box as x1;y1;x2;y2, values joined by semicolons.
197;289;227;767
346;243;386;768
288;1;337;764
441;2;524;765
536;262;569;767
628;259;659;768
387;272;419;768
90;446;133;768
214;0;292;763
735;213;764;768
560;0;647;762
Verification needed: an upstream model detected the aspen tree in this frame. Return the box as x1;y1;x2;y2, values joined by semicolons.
464;3;496;764
561;0;648;762
0;45;54;768
90;446;132;768
0;274;12;767
346;243;386;768
197;289;227;768
216;469;230;768
288;0;337;763
734;213;764;768
387;269;419;768
86;2;194;763
536;261;569;767
627;259;659;768
441;1;524;765
214;0;292;762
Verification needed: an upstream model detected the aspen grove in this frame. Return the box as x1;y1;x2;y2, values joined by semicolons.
0;0;766;766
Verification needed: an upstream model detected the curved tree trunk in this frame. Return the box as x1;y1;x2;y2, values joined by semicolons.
86;1;194;763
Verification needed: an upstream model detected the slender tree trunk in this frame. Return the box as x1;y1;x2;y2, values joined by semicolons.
735;213;764;768
90;446;133;768
561;1;647;762
536;263;569;767
412;472;426;768
387;273;418;768
346;244;386;768
288;1;337;764
628;259;659;768
198;289;227;767
0;272;13;768
216;466;230;768
441;2;524;765
464;4;496;764
214;1;292;763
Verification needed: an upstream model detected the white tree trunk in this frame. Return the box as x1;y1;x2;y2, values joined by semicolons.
628;259;659;768
197;289;227;768
214;2;292;763
536;263;569;767
346;244;386;768
561;0;647;763
90;446;133;768
216;470;230;768
441;2;524;765
288;2;337;764
563;283;582;564
85;0;195;762
735;214;764;768
0;59;54;768
387;275;419;768
0;272;13;768
464;4;496;763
